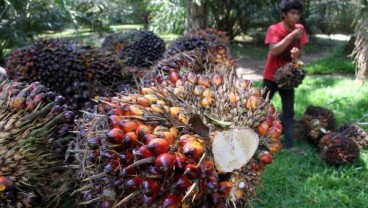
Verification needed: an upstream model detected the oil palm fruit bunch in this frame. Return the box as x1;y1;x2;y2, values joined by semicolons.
163;28;236;71
0;80;75;207
79;46;135;98
293;119;307;140
68;70;282;207
318;132;360;166
101;29;165;68
274;61;306;89
338;123;368;149
300;105;338;145
5;39;92;110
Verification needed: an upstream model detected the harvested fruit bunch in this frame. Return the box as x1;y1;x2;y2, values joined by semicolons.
162;28;236;72
6;39;92;109
338;123;368;149
102;29;165;68
274;61;306;89
300;105;338;145
318;132;360;166
0;80;75;207
80;46;137;97
6;39;130;109
69;71;282;207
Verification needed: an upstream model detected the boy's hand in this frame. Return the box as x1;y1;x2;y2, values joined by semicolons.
290;47;300;59
292;28;304;39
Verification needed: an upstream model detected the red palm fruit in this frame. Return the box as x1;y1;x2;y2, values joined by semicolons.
141;133;157;144
120;166;136;176
169;107;182;118
87;150;101;162
174;152;187;172
249;87;262;97
184;164;200;179
113;177;124;187
156;76;164;84
107;108;123;116
211;74;224;87
251;161;264;171
120;151;134;165
269;141;283;153
169;127;179;138
121;104;132;116
205;175;219;193
142;193;158;204
119;119;138;132
210;192;222;205
269;121;283;140
63;111;75;124
87;137;102;149
136;124;152;139
104;160;120;176
266;115;275;127
147;138;170;155
0;176;14;191
122;132;139;147
182;140;205;161
161;194;180;208
102;150;119;161
174;175;191;192
257;120;270;136
259;151;273;165
106;128;125;144
200;160;215;177
186;72;197;84
140;179;159;196
123;176;142;191
155;153;174;173
169;71;180;83
197;75;210;87
113;144;126;152
193;85;205;96
267;104;276;115
246;95;262;110
133;146;153;159
137;96;152;107
157;131;175;145
218;181;231;196
234;79;249;90
129;105;145;116
178;134;196;147
147;165;160;176
228;91;237;105
108;115;121;128
100;200;114;208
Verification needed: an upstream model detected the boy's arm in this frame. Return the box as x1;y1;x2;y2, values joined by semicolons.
269;28;304;57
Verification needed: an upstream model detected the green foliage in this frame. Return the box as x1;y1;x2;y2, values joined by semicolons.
0;0;71;64
147;0;187;34
208;0;266;40
305;47;356;75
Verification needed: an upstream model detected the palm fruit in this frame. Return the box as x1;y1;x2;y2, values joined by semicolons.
274;61;306;89
293;119;307;140
338;123;368;149
5;38;130;110
101;29;165;68
300;105;338;145
318;132;360;166
158;28;236;76
68;69;282;207
0;80;75;207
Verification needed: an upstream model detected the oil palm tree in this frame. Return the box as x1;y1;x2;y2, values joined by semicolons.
352;0;368;81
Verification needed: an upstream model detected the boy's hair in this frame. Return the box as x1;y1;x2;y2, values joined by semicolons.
280;0;303;13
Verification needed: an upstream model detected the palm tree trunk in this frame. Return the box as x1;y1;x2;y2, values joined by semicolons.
353;0;368;81
186;0;208;34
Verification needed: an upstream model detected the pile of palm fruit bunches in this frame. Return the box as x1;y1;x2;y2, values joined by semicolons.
68;69;283;208
0;81;75;207
294;105;368;166
0;28;284;207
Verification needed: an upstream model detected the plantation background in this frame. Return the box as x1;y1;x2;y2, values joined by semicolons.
1;0;368;207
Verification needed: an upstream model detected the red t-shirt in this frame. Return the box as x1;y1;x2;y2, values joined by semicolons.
263;22;308;81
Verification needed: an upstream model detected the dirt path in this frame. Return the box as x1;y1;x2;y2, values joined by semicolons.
236;50;330;81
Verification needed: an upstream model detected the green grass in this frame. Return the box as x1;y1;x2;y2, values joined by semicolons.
305;47;356;75
248;53;368;207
